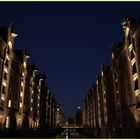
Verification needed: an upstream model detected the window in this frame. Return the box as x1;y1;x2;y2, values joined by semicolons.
4;72;7;80
136;101;140;110
134;79;139;91
132;63;137;75
7;46;10;55
128;34;131;46
131;50;135;60
5;60;9;67
2;86;6;94
132;38;136;52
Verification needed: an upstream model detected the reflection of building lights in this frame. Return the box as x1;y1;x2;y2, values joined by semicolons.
78;106;80;109
6;116;10;128
31;99;33;102
57;108;60;111
38;104;40;107
31;107;33;111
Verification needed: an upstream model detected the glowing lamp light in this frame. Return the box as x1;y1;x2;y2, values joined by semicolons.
8;100;11;107
11;33;18;38
2;82;6;87
23;62;26;68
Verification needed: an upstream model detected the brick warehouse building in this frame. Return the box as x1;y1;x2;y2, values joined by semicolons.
82;16;140;138
0;24;65;134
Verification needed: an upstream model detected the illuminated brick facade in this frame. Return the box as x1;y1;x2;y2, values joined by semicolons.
82;16;140;137
0;24;64;132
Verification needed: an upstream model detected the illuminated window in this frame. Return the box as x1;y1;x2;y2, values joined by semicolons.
6;116;10;128
8;100;11;107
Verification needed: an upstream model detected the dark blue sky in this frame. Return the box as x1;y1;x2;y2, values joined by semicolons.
0;2;140;117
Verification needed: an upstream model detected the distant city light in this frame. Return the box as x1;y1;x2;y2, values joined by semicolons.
78;106;80;109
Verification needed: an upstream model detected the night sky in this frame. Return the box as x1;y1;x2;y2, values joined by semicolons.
0;2;140;117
